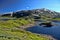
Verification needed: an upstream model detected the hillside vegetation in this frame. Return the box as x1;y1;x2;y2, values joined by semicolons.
0;29;50;40
0;18;55;40
0;8;58;40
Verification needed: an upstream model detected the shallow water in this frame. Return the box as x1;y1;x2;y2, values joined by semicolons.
26;22;60;40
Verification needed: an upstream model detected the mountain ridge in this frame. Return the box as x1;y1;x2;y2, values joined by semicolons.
1;8;60;18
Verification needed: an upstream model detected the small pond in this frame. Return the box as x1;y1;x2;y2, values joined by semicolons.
26;21;60;40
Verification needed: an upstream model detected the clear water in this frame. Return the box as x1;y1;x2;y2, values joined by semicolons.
26;22;60;40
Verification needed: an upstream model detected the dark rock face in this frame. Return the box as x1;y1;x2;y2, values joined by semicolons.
12;10;33;18
12;11;31;18
39;22;53;27
1;14;11;17
34;16;40;19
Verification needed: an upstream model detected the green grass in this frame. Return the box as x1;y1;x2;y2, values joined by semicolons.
52;18;60;20
0;19;33;29
0;28;50;40
0;18;53;40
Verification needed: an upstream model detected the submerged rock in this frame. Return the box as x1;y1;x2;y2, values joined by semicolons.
39;22;53;27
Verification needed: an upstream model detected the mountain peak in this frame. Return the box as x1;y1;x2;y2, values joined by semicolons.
40;8;50;11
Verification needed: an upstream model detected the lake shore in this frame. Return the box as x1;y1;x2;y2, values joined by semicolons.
18;22;57;40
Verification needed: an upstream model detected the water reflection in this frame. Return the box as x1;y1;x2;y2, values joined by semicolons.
26;22;60;40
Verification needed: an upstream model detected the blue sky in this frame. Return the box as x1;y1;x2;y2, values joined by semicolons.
0;0;60;13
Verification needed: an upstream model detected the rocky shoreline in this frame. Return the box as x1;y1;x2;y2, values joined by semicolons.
17;22;57;40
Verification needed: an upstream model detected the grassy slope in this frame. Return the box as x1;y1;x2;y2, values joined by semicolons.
52;18;60;20
0;19;53;40
0;29;50;40
0;19;33;29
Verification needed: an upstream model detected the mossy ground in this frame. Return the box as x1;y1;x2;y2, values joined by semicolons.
52;18;60;20
0;18;53;40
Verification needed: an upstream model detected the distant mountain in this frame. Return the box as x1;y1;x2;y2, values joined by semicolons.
31;8;60;18
1;8;60;18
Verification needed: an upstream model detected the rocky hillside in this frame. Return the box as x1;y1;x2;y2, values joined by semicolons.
1;8;60;18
